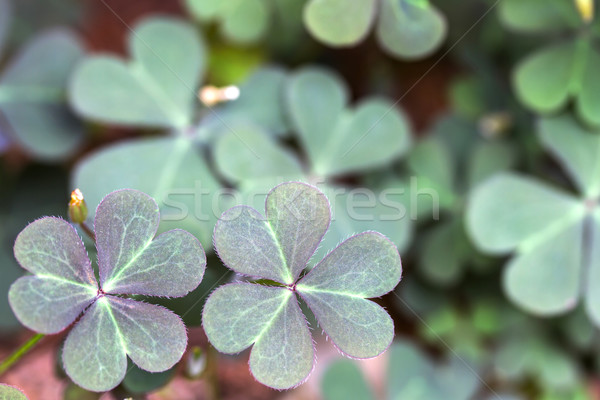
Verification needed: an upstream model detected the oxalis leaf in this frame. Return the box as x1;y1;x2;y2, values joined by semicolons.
286;66;412;177
0;29;85;160
69;17;205;129
8;189;206;392
466;114;600;324
203;182;402;389
0;383;28;400
0;384;28;400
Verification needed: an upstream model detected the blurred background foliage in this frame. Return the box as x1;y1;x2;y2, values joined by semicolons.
2;0;600;399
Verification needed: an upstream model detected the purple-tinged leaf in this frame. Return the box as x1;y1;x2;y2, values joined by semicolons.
107;297;187;373
96;189;205;296
207;182;403;389
266;182;330;281
213;182;331;285
298;291;393;359
9;276;96;334
202;283;313;389
62;298;127;392
95;189;159;287
297;232;402;298
13;217;97;286
10;217;97;333
214;206;292;284
296;232;400;359
102;229;206;297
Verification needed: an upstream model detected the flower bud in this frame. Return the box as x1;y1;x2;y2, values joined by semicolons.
68;189;88;224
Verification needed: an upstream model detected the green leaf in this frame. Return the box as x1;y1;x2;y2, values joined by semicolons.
321;360;374;400
218;66;290;136
69;17;205;128
466;173;583;254
186;0;269;44
0;385;28;400
468;142;517;188
304;0;376;47
408;138;457;210
287;67;411;176
184;0;223;20
387;340;479;400
202;283;314;389
213;122;303;187
512;42;577;114
95;189;206;296
10;217;97;333
420;218;472;286
316;183;413;261
584;210;600;326
495;334;579;391
539;114;600;198
376;0;447;60
0;29;84;160
325;98;412;176
286;67;348;174
503;217;583;315
498;0;579;33
467;173;591;315
220;0;270;44
72;136;220;250
297;232;401;358
578;48;600;127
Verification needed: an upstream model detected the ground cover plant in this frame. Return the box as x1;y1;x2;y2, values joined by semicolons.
2;0;600;399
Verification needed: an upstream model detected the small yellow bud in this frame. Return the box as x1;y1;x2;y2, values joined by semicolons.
198;85;240;107
68;189;88;224
576;0;594;23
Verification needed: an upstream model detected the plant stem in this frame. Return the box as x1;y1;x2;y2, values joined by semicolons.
79;222;95;242
0;333;45;376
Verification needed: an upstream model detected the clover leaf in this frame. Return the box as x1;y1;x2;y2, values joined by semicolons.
286;66;412;177
409;115;516;285
304;0;447;60
498;0;581;34
72;136;221;250
500;0;600;126
211;66;414;255
69;17;205;129
185;0;270;45
0;27;85;160
0;385;28;400
466;113;600;324
202;182;402;389
69;17;222;251
8;189;206;391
